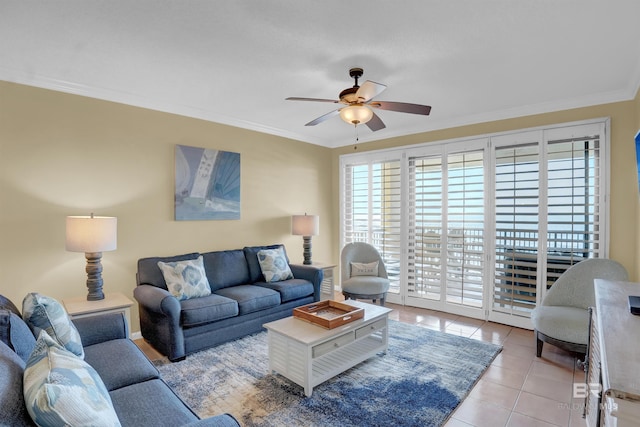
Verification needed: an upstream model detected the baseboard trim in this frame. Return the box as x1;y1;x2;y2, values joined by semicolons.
131;331;142;340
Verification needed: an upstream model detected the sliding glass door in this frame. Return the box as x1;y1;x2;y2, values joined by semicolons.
340;119;608;328
405;138;487;317
489;125;604;328
342;154;402;300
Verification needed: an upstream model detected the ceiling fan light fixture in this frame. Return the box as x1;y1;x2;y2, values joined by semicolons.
340;104;373;126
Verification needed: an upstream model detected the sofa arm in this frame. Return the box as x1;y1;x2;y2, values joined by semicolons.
183;414;240;427
290;264;324;301
73;312;128;347
134;285;181;318
134;284;186;361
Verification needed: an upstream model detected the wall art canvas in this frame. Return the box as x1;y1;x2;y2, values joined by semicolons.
175;144;240;220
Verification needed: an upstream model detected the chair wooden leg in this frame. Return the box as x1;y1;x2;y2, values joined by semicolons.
535;330;543;357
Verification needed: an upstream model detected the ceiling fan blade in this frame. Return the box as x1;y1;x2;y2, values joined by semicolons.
355;80;387;102
370;101;431;115
365;111;386;132
286;97;339;103
305;109;340;126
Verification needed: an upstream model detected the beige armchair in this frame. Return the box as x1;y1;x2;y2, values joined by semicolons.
530;258;628;357
340;242;390;306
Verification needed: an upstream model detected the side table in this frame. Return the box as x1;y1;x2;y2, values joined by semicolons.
63;292;133;338
292;262;336;300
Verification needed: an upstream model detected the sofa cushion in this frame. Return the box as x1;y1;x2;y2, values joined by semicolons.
158;255;212;301
342;276;390;295
214;285;281;315
0;340;34;426
180;294;239;327
137;252;200;289
109;379;198;426
243;244;289;283
255;279;314;303
202;249;251;290
83;338;160;391
257;247;294;282
0;309;36;362
23;331;121;427
22;292;84;358
531;305;590;345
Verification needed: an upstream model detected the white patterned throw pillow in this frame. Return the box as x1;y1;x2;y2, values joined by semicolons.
23;330;121;427
22;292;84;359
257;248;294;282
157;255;212;301
350;261;379;277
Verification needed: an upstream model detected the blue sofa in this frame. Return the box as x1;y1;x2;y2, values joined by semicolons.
134;244;323;361
0;295;239;427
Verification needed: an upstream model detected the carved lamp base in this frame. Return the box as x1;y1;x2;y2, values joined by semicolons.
85;252;105;301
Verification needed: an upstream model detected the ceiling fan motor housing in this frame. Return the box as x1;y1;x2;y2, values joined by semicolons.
339;87;358;104
340;68;365;103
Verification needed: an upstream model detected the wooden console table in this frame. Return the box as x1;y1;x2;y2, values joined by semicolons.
585;279;640;426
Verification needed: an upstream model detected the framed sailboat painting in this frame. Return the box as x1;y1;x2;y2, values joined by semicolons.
174;144;241;220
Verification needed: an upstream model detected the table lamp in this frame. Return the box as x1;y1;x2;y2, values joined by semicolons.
66;214;117;301
291;214;319;265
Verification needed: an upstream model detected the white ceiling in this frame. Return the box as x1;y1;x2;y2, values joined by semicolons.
2;1;640;148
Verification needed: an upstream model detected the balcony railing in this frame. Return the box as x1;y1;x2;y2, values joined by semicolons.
346;227;593;306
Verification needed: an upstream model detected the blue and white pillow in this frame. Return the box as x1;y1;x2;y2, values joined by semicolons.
23;330;121;427
257;248;294;282
22;293;84;359
157;255;212;301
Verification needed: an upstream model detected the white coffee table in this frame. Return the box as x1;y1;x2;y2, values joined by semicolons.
263;300;392;396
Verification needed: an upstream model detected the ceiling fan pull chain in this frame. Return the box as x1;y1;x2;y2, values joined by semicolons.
354;124;359;150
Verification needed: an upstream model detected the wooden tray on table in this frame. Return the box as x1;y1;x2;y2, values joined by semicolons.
293;300;364;329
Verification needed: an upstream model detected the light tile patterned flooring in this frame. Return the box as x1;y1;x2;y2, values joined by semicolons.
135;298;588;427
385;303;587;427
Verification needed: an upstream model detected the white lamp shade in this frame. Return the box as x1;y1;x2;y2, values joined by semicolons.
291;215;319;236
66;216;117;253
340;104;373;125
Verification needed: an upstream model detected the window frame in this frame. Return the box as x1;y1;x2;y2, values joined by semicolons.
339;118;610;327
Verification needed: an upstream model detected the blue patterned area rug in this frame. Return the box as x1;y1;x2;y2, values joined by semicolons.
157;320;502;427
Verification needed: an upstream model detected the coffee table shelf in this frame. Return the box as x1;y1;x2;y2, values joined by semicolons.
264;300;392;397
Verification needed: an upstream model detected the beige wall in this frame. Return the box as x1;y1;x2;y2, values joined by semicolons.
2;80;639;335
0;81;334;333
332;99;640;280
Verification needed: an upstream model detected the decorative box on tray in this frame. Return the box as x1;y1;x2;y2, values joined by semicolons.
293;300;364;329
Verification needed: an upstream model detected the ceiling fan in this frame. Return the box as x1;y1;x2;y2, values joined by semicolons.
286;67;431;132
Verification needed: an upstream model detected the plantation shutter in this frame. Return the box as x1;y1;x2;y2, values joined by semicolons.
342;158;402;291
493;142;541;316
341;119;607;327
408;155;444;300
446;151;485;307
545;135;601;288
408;148;485;308
491;123;604;319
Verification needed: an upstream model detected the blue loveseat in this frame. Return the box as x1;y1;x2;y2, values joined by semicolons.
134;244;323;361
0;295;239;427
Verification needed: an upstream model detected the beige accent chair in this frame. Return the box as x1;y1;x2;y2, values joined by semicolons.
530;258;628;357
340;242;390;306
